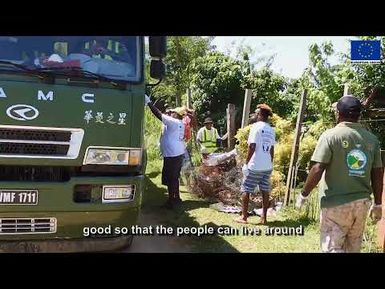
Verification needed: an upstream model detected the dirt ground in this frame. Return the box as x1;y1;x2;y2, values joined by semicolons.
123;209;191;253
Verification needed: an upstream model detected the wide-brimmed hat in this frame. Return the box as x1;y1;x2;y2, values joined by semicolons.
170;107;187;116
204;117;213;124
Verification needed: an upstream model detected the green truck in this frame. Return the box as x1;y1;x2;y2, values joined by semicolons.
0;36;166;252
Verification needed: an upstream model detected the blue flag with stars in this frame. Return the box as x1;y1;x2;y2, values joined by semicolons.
351;40;381;61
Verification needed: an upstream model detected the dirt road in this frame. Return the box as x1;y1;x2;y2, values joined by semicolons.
123;210;191;253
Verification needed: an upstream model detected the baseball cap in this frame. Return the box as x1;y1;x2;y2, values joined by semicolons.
336;95;363;114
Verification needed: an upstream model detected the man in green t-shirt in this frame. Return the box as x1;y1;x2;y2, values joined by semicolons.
296;95;383;253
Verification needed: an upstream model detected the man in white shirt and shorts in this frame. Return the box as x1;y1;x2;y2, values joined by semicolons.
235;104;275;225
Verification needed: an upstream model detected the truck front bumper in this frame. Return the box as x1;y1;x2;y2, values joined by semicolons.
0;235;133;252
0;175;144;250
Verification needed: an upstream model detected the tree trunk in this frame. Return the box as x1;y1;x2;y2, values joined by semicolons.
227;104;236;149
176;94;181;107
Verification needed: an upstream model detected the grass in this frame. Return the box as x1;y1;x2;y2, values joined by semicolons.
144;161;317;253
143;159;381;253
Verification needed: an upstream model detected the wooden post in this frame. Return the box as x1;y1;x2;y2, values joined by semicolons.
187;88;192;109
227;104;236;149
344;83;350;96
284;89;307;206
241;89;253;128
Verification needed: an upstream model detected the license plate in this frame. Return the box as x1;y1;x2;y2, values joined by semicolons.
0;190;38;205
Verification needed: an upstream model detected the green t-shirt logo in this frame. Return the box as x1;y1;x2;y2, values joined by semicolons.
346;149;367;176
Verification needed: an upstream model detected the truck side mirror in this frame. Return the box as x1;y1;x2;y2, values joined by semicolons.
149;36;167;58
150;59;166;80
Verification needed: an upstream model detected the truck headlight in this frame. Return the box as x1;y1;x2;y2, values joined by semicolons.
84;147;142;165
102;185;135;203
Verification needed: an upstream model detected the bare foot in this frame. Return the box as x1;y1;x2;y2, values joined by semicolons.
234;216;248;224
257;218;267;225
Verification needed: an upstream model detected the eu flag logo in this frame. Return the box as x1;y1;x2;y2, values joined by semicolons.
351;40;381;62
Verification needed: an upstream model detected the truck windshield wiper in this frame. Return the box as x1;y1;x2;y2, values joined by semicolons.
0;60;52;80
35;66;121;84
0;60;33;71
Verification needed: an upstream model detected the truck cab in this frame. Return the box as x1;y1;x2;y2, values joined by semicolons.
0;36;162;252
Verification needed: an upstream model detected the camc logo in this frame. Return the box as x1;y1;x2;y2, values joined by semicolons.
6;104;39;121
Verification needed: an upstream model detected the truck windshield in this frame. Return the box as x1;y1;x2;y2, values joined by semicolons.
0;36;140;82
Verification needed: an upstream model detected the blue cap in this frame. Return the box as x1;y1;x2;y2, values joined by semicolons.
336;95;363;114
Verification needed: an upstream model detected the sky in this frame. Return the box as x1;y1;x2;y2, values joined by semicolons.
211;36;357;78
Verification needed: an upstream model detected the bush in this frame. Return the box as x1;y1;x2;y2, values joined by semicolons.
298;135;318;170
271;114;295;177
144;109;162;172
298;120;332;171
274;142;292;176
234;125;251;160
306;120;333;139
270;113;294;142
270;170;286;200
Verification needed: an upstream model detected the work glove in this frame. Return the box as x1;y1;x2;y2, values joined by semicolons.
144;94;151;106
369;204;382;223
295;192;308;209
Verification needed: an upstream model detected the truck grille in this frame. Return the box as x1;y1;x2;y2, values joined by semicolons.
0;166;71;182
0;125;84;159
0;218;56;234
0;143;69;156
0;128;71;142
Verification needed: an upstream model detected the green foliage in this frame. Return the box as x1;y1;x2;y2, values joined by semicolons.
270;114;293;142
271;114;294;176
247;68;292;117
299;120;332;170
150;36;214;106
279;41;345;122
306;119;333;139
144;109;162;172
274;139;293;177
270;170;286;200
298;135;318;170
362;219;381;253
191;51;245;130
191;50;294;132
302;189;321;222
287;189;321;221
234;125;251;160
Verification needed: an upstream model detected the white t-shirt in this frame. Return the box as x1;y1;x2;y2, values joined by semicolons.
247;121;276;171
159;115;185;157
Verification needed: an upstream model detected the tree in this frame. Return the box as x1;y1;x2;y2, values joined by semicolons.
150;36;214;106
190;51;245;132
191;50;291;133
246;68;291;118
